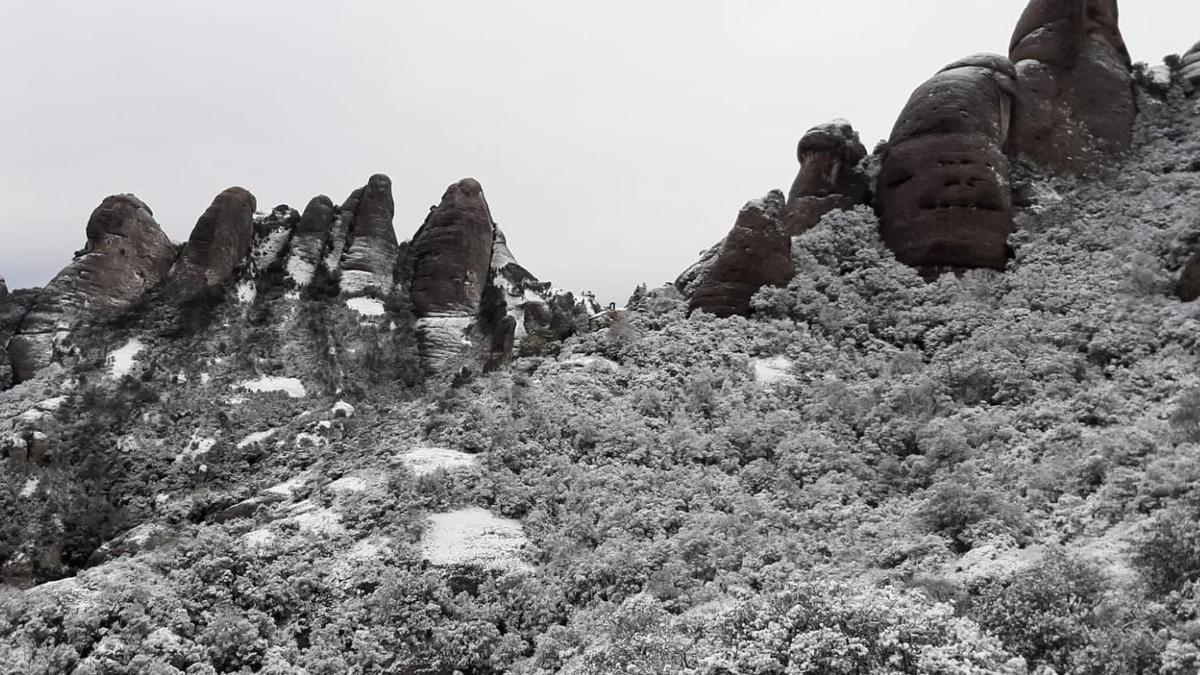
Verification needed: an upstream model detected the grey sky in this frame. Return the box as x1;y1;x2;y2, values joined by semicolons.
2;1;1197;304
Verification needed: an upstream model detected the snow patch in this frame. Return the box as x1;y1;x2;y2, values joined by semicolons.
286;257;316;288
562;356;620;371
177;432;217;461
345;297;386;317
237;429;277;449
421;507;528;570
264;474;308;498
107;339;145;379
19;478;39;498
237;376;307;399
288;500;346;536
236;280;257;304
332;400;355;418
399;447;479;476
753;356;795;385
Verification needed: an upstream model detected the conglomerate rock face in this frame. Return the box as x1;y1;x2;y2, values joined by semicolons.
689;191;794;318
1183;41;1200;92
164;187;257;298
339;174;399;296
285;196;336;288
784;121;870;236
409;178;497;370
1007;0;1135;172
7;195;176;382
878;54;1018;276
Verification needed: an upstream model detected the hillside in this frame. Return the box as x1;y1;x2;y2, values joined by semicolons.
4;6;1200;675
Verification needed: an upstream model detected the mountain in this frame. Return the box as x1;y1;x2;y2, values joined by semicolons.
2;2;1200;673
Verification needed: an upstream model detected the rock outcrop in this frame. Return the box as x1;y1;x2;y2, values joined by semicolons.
409;179;497;370
285;196;336;288
1183;41;1200;92
165;187;257;298
1007;0;1135;172
339;174;399;297
688;191;793;318
878;54;1017;276
7;195;176;382
784;121;870;235
1177;253;1200;302
0;275;7;299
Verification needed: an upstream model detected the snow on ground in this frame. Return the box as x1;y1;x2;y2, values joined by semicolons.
287;500;347;537
242;528;277;551
236;280;257;304
753;356;795;385
176;432;217;462
399;447;479;476
263;474;309;498
421;507;528;570
561;356;620;371
237;429;277;449
286;257;316;288
332;400;355;418
236;376;307;399
345;297;386;317
19;478;39;498
107;339;145;379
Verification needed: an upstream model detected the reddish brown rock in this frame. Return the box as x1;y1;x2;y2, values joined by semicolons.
1008;0;1135;172
165;187;257;297
878;55;1017;275
784;121;870;235
8;195;176;382
339;174;399;296
285;195;336;287
689;191;793;318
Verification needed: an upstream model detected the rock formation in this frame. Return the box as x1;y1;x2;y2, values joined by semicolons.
339;174;399;296
784;121;870;235
1007;0;1135;172
285;196;336;288
7;195;176;382
0;275;7;299
1183;41;1200;92
877;54;1017;275
409;179;497;370
1177;253;1200;302
164;187;257;298
688;191;794;318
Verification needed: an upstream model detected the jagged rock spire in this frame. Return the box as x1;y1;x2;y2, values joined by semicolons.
410;178;496;317
7;195;176;382
283;196;336;288
783;120;870;236
1007;0;1135;172
165;187;257;297
878;54;1017;276
688;191;794;318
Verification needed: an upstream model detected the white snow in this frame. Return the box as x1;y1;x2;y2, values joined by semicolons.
200;373;212;385
252;225;292;269
236;280;257;304
177;432;217;461
236;376;307;399
1149;64;1172;88
19;478;39;498
332;400;356;418
243;528;277;550
286;257;316;288
294;432;324;447
35;397;67;412
288;500;346;536
345;297;386;317
421;507;528;570
753;356;795;385
562;356;620;371
339;269;393;297
237;429;277;449
107;339;145;379
327;475;370;494
264;474;308;498
399;447;479;476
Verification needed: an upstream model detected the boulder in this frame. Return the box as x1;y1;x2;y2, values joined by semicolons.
689;191;794;318
877;54;1017;276
1008;0;1135;172
339;174;399;296
784;121;870;235
8;195;176;382
1183;41;1200;91
285;195;336;288
165;187;257;297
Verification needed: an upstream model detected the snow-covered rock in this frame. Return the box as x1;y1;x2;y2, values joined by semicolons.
399;447;479;476
421;507;528;570
107;339;145;379
236;376;307;398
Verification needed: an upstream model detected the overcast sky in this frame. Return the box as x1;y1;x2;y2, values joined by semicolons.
2;1;1197;303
